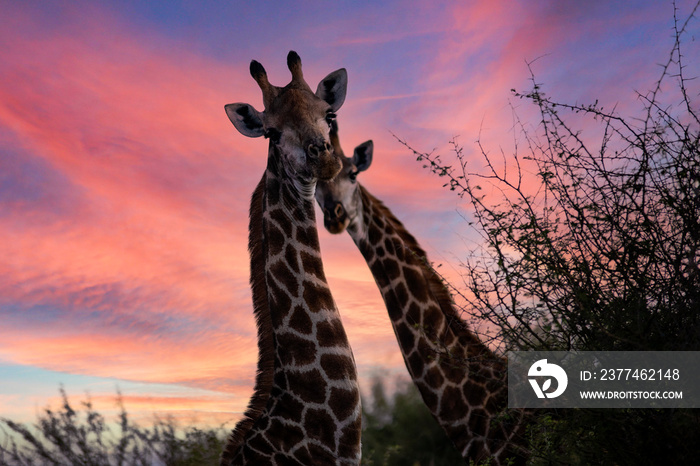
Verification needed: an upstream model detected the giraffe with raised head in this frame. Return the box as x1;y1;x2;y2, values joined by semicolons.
315;122;529;465
221;52;361;466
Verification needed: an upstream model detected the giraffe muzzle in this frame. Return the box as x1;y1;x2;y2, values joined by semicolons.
307;141;332;159
307;141;342;180
322;201;348;234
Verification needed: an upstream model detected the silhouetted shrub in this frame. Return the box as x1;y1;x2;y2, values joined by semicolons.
402;2;700;464
361;376;464;466
0;387;225;466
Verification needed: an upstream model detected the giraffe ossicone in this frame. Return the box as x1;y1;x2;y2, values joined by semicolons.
221;52;361;466
315;123;530;465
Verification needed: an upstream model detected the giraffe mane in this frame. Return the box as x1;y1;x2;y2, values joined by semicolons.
221;175;275;463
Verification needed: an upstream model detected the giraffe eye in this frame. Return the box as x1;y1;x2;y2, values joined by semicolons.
264;128;281;143
325;112;337;127
348;169;359;182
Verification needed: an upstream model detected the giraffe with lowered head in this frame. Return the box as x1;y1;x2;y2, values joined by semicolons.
221;52;361;465
315;122;529;465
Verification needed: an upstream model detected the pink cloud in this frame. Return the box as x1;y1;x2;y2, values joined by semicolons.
0;4;423;428
0;324;256;386
0;4;260;395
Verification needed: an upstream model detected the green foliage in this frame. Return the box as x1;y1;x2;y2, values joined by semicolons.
361;376;464;466
524;408;700;465
0;387;225;466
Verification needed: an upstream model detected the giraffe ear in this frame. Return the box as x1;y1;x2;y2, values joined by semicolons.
352;140;373;172
225;103;265;138
315;68;347;112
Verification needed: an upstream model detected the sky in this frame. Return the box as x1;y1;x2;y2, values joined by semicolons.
1;0;699;430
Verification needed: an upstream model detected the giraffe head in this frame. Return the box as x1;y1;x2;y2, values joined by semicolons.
225;51;347;187
315;120;373;233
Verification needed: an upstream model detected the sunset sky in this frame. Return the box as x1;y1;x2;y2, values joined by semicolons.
2;1;699;428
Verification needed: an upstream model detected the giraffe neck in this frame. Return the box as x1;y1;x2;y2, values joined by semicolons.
222;147;361;466
347;185;527;464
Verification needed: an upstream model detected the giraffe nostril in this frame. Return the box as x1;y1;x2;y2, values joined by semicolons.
308;144;319;158
308;142;331;159
334;203;344;218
